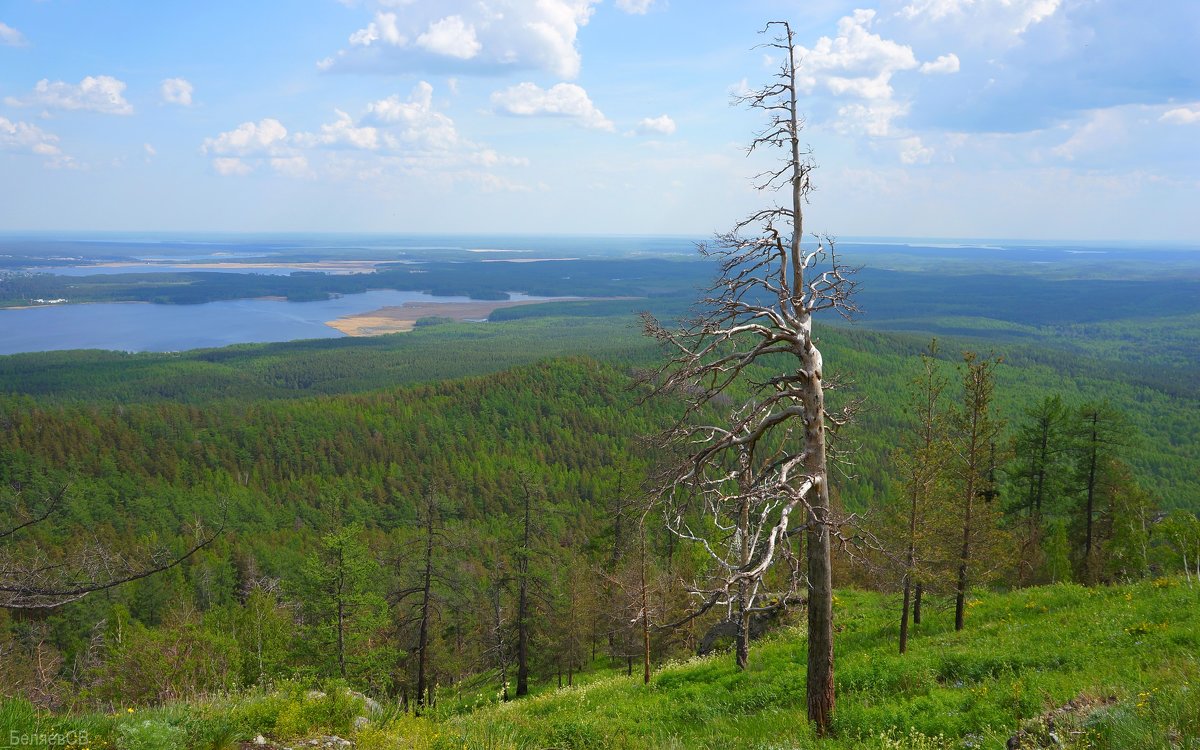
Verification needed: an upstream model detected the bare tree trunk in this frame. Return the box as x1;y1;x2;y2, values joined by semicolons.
913;584;922;625
736;493;751;670
806;481;835;735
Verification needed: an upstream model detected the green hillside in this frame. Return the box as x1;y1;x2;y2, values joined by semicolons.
5;579;1196;749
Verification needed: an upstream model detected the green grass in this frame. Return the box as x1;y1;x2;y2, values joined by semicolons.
6;579;1198;749
428;581;1199;749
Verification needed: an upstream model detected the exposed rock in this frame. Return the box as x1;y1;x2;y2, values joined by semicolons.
1005;693;1118;748
347;689;381;713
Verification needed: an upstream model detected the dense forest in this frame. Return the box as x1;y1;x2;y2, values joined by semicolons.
2;310;1197;713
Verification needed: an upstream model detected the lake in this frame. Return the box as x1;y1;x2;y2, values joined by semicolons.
0;290;547;355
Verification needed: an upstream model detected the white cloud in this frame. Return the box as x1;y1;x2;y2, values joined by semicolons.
363;81;464;150
795;10;918;102
615;0;655;14
349;11;406;46
898;136;934;164
0;21;27;47
898;0;1061;34
1160;107;1200;125
161;78;194;106
415;15;481;60
202;119;290;156
212;157;252;176
834;101;911;137
328;0;598;79
295;110;380;150
635;114;676;136
271;156;313;178
491;82;614;131
202;83;523;184
202;118;291;178
0;115;76;167
919;53;960;74
5;76;133;115
143;143;156;161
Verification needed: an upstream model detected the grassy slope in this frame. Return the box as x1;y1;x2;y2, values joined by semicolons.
7;579;1197;749
434;580;1199;750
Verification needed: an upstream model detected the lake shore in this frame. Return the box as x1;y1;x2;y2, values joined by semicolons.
326;298;581;336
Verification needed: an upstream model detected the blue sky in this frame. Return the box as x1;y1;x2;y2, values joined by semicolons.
1;0;1197;240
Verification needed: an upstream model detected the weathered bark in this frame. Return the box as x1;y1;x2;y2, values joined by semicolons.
736;492;752;670
802;339;835;732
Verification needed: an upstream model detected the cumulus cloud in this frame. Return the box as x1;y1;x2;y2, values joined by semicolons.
360;81;467;150
326;0;598;79
0;116;76;167
834;101;911;137
1160;107;1200;125
212;157;252;176
415;15;481;59
295;110;380;150
491;82;614;131
884;0;1199;134
615;0;655;14
920;53;960;74
202;119;290;158
898;0;1060;34
635;114;676;136
795;10;918;102
161;78;194;106
349;11;405;47
270;156;313;179
203;82;524;182
898;136;934;164
5;75;133;115
0;21;27;47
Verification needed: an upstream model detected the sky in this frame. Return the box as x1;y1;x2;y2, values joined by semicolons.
1;0;1198;240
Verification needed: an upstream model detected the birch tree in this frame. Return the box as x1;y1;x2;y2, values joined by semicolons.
641;20;857;734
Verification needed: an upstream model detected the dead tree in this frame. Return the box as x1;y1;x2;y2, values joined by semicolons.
0;486;221;610
641;20;857;735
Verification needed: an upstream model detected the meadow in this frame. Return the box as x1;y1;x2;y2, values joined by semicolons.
4;578;1196;749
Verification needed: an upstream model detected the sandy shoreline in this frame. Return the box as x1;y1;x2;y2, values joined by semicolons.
325;298;586;336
